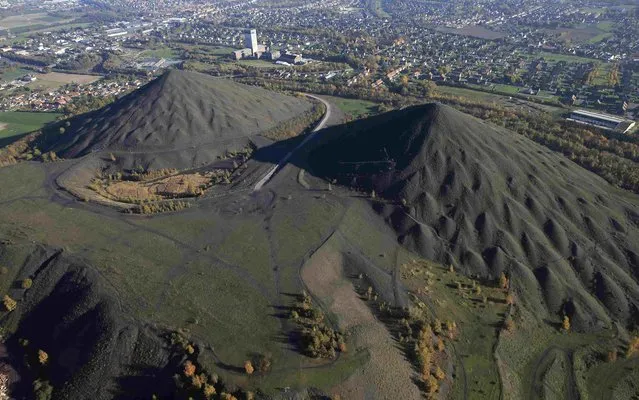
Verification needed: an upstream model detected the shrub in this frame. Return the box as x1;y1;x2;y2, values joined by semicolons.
434;366;445;380
38;350;49;365
244;361;254;375
203;384;216;399
606;349;618;362
504;316;515;332
22;278;33;289
424;374;438;396
499;272;509;290
255;353;272;373
562;316;570;332
2;295;16;312
626;337;639;358
183;360;196;377
32;380;53;400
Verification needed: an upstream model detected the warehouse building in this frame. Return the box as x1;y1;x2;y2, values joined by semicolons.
567;109;636;134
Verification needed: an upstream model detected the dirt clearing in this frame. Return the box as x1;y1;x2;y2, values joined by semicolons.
301;240;421;399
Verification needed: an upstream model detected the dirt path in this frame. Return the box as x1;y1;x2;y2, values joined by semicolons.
301;241;422;400
528;346;580;400
253;94;331;191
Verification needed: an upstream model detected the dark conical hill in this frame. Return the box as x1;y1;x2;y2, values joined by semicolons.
308;103;639;329
40;70;311;158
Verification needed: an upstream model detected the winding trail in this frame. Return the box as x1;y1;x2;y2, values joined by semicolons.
253;94;331;191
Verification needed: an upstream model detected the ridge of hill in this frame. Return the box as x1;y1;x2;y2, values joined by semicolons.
308;103;639;330
36;70;311;159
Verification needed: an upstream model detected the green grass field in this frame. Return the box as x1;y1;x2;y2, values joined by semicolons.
0;67;33;82
588;32;613;44
367;0;390;18
323;95;379;120
435;85;504;101
0;111;62;144
139;47;179;59
531;52;597;64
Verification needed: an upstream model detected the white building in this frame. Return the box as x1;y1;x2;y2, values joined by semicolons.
245;29;258;55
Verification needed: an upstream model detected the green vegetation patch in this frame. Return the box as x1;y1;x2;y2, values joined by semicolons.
0;111;61;143
532;52;597;64
323;95;379;120
399;256;510;399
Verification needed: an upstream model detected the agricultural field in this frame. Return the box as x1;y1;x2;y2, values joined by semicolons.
29;72;102;90
544;21;616;45
0;12;71;30
0;111;61;144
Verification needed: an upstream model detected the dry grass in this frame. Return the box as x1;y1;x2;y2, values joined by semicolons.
105;173;211;201
33;72;101;85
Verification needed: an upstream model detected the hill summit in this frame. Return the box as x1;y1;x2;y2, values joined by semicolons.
39;70;311;158
309;103;639;329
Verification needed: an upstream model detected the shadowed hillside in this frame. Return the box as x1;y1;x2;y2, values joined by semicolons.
308;103;639;330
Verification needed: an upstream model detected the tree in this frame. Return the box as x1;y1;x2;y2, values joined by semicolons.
22;278;33;289
338;341;347;353
434;366;445;380
499;272;509;290
203;384;216;399
505;294;514;305
191;373;208;389
606;349;618;362
0;373;9;400
183;360;196;377
504;316;515;332
562;316;570;332
32;380;53;400
626;337;639;358
2;295;16;312
244;360;254;375
425;374;439;396
419;80;437;97
38;350;48;365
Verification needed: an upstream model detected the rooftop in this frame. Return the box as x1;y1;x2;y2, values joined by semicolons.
570;109;628;124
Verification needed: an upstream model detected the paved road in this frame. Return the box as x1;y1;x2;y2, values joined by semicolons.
253;94;331;191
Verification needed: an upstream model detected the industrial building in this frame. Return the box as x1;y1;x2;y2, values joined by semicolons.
567;109;636;134
231;29;267;59
245;29;258;55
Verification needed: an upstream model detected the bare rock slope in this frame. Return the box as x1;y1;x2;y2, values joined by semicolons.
37;70;311;168
308;103;639;330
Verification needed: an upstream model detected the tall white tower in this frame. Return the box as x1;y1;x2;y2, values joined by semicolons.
245;29;258;55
